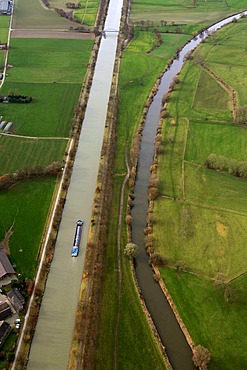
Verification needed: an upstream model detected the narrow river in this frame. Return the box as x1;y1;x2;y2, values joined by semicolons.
26;0;123;369
131;10;247;370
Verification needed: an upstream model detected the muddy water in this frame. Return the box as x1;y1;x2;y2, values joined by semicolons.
132;10;247;370
26;1;123;369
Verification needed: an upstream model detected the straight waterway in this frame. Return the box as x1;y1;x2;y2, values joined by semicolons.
26;0;123;368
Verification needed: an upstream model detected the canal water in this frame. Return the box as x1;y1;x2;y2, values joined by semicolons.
131;10;247;370
26;0;123;369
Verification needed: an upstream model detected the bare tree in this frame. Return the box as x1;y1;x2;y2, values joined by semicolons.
192;345;211;369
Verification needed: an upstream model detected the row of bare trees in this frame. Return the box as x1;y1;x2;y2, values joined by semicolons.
0;161;63;190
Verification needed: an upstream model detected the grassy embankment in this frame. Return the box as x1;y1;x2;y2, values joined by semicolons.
94;30;191;370
0;37;93;279
154;17;247;369
0;16;9;68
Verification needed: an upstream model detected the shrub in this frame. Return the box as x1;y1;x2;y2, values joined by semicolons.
124;243;138;259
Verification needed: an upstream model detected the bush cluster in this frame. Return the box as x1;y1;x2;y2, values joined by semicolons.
8;94;32;103
205;153;247;178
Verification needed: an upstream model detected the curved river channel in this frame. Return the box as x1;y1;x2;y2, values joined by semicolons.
131;10;247;370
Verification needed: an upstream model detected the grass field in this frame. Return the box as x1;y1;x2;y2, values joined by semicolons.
0;38;93;136
160;269;247;370
154;16;247;369
131;0;247;25
12;0;75;29
48;0;99;26
1;82;81;136
0;136;67;175
0;177;56;279
0;16;9;70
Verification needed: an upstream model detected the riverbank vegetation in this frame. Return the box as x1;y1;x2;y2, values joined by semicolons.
152;16;247;369
94;27;197;370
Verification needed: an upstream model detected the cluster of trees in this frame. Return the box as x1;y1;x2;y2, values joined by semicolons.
65;2;82;9
0;161;64;190
54;8;82;23
8;94;32;104
205;153;247;178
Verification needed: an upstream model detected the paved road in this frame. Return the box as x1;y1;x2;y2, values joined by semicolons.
26;0;123;369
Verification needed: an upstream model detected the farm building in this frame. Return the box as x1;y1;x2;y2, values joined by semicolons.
0;321;11;347
0;301;11;320
7;288;24;313
3;122;13;132
0;0;11;15
0;251;15;280
0;121;7;130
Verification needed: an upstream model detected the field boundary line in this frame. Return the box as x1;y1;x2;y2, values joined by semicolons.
0;133;69;140
200;62;237;120
181;117;190;200
226;269;247;284
182;198;247;217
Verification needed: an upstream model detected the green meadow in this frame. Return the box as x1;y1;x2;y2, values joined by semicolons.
12;0;75;29
0;136;67;175
0;178;56;279
131;0;247;25
48;0;99;26
154;16;247;369
160;269;247;370
0;16;9;69
0;38;93;137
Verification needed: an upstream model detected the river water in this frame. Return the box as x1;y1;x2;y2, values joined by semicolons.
132;10;247;370
26;1;123;369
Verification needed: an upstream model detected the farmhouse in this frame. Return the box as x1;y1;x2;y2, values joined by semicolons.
0;301;11;320
0;0;11;15
0;321;11;347
7;288;24;313
0;251;15;280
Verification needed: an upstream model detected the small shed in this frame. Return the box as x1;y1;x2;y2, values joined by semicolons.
0;121;7;130
3;122;13;132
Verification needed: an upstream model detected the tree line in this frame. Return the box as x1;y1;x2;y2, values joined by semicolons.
0;161;64;190
205;153;247;178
